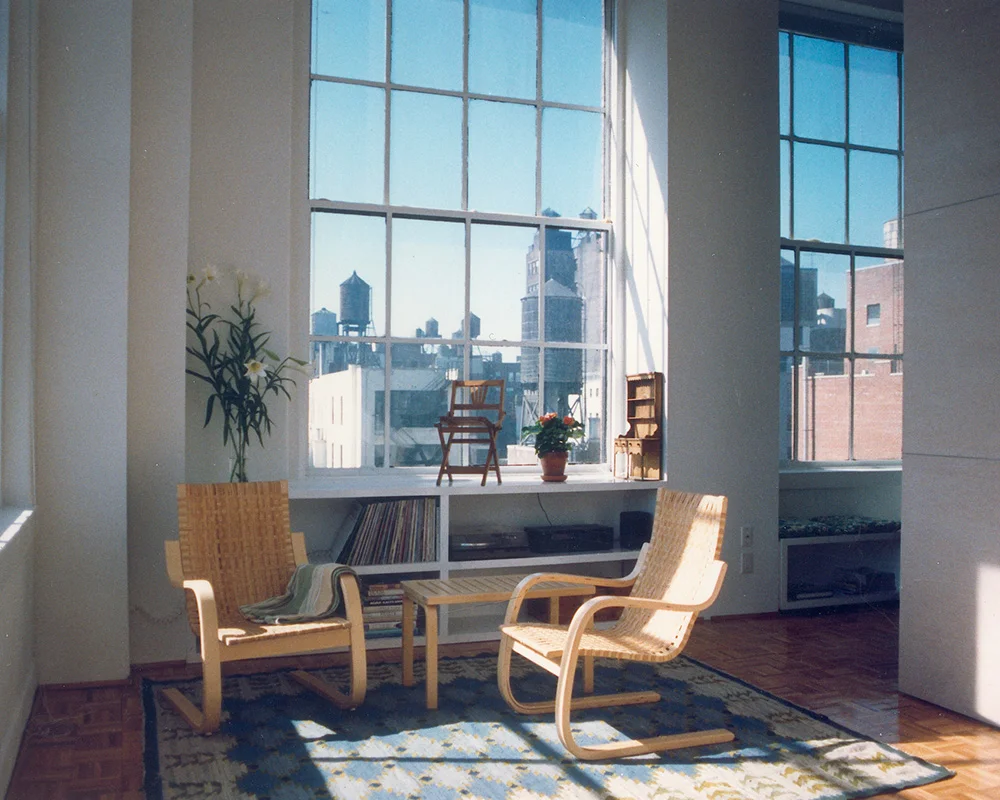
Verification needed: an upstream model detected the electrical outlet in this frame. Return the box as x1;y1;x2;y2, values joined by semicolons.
740;552;754;574
740;525;754;548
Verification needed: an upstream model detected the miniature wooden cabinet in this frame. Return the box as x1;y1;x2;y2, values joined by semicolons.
613;372;663;480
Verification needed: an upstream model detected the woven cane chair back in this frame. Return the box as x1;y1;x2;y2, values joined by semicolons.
176;480;297;633
613;489;727;654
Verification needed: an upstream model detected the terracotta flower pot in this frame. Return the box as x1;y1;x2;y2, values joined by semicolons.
539;451;569;482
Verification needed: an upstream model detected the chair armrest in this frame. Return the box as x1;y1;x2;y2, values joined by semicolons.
181;579;221;660
164;540;184;587
336;569;365;627
290;532;308;566
503;570;638;625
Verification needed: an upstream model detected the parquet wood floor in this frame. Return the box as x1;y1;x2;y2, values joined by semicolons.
8;605;999;799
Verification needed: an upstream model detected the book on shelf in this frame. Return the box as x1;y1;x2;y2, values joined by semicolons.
364;619;404;630
362;607;403;621
338;497;438;566
363;596;404;608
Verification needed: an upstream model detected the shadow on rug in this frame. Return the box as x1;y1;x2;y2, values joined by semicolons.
143;654;952;799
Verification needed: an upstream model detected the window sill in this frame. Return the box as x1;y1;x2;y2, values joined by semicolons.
289;469;663;500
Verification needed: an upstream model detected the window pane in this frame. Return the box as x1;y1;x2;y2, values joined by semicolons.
541;348;603;464
390;0;462;90
468;100;536;215
793;35;845;142
542;0;602;107
311;212;385;338
469;344;528;464
312;0;385;81
849;45;899;149
780;139;790;238
469;0;536;99
390;218;465;339
388;364;453;467
389;91;462;209
311;82;385;204
799;251;850;353
854;256;903;354
779;355;795;460
853;358;902;459
780;248;795;350
779;32;790;136
470;224;536;342
798;355;849;461
308;352;386;468
793;143;845;242
541;108;602;218
849;150;899;247
537;227;605;345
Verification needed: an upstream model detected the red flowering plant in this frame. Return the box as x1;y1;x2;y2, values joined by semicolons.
521;412;585;457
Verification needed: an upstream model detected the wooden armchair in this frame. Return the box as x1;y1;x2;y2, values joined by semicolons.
435;379;505;486
162;480;366;734
497;489;733;759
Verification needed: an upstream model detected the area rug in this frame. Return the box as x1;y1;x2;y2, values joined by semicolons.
143;655;952;799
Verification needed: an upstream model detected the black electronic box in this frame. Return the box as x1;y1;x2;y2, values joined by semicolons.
523;524;614;554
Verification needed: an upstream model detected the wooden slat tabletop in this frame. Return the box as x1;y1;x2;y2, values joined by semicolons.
401;575;594;606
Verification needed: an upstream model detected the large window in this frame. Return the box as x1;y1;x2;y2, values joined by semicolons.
779;25;903;462
308;0;610;470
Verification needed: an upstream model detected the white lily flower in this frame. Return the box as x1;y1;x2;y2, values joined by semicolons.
250;279;271;304
244;359;267;382
202;264;218;283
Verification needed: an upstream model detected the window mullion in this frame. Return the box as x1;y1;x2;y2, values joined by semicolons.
461;0;470;214
534;0;543;216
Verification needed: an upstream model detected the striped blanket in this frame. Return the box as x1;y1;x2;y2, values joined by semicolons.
239;563;357;624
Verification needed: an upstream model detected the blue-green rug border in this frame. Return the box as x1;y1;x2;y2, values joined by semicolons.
141;653;955;800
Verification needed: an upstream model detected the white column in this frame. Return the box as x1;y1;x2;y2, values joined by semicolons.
34;0;133;683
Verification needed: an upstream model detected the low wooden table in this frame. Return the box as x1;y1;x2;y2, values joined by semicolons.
400;575;595;709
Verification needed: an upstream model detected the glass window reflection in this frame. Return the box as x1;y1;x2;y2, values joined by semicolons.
470;224;536;343
542;0;603;107
542;109;603;219
793;35;845;142
389;91;462;210
468;100;536;214
390;218;465;340
311;82;384;204
469;0;536;99
391;0;462;90
312;0;385;81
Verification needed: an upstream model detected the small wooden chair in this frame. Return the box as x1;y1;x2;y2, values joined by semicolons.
162;480;366;734
435;379;505;486
497;489;733;759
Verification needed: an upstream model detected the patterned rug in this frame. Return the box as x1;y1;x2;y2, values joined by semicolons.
143;655;952;799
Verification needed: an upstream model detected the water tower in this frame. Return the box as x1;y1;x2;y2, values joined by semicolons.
339;271;371;336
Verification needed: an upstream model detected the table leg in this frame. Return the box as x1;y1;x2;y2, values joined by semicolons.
425;603;439;710
401;595;415;687
547;596;560;624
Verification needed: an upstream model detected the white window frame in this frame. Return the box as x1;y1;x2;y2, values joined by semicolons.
779;16;904;465
304;0;616;474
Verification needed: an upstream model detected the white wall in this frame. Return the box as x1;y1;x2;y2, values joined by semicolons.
126;0;194;664
127;1;302;665
622;0;781;616
184;0;298;486
33;0;132;684
899;1;1000;726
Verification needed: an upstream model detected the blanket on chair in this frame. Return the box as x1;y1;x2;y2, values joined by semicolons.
239;563;357;624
